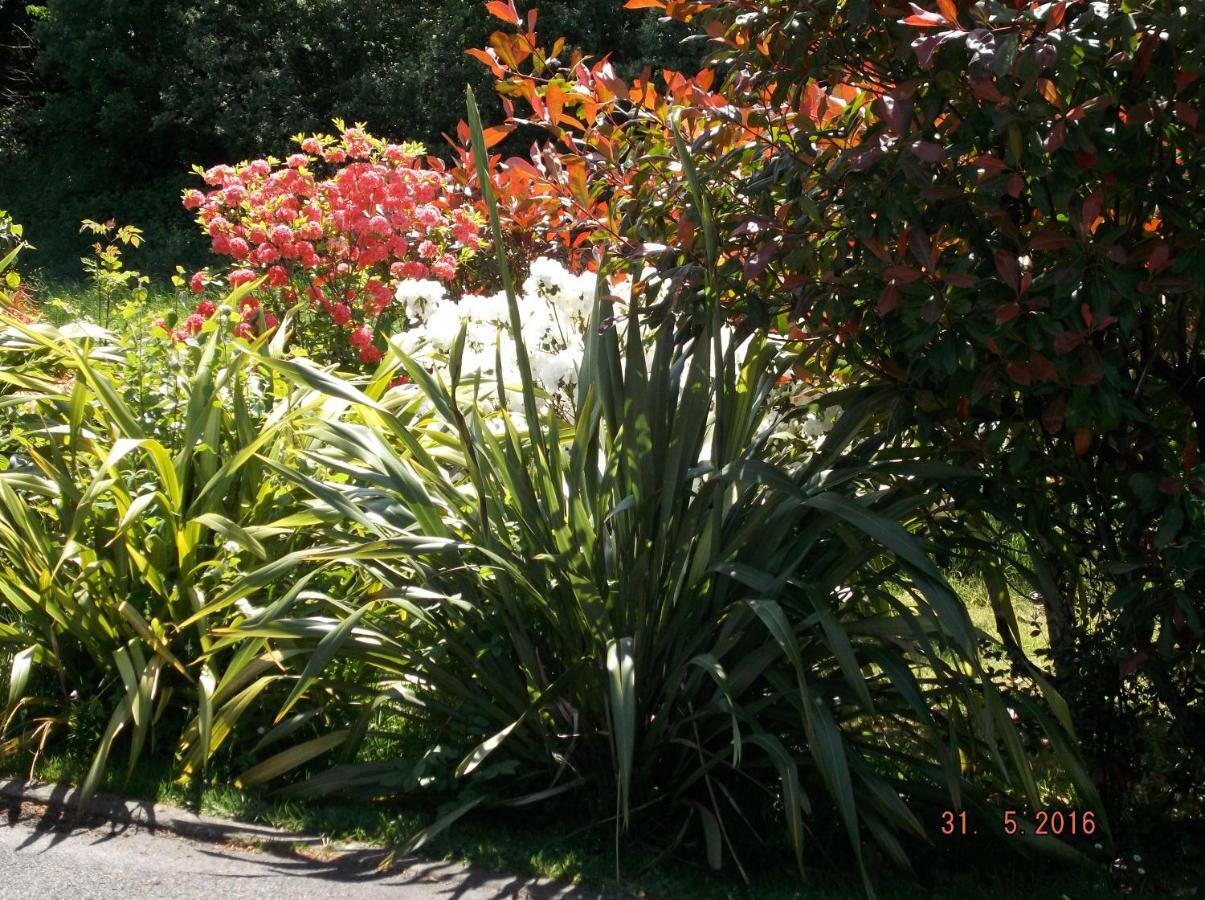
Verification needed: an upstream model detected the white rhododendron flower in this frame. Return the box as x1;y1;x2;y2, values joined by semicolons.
391;258;601;416
395;279;448;324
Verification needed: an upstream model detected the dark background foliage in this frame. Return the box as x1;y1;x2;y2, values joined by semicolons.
0;0;695;277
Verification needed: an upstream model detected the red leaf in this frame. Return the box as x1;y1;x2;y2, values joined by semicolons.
1082;192;1103;231
1006;362;1032;386
936;0;960;24
908;140;947;163
1030;227;1074;252
594;62;629;100
485;1;521;26
875;95;913;135
465;47;505;78
1030;351;1059;382
1043;119;1066;152
878;284;903;315
1176;102;1200;128
912;35;943;69
483;124;515;148
1134;34;1158;80
1148;243;1171;273
1042;398;1066;434
995;303;1021;325
969;153;1009;174
901;4;946;27
943;273;977;288
1046;0;1067;30
969;77;1005;103
1066;95;1113;120
883;265;924;284
1053;330;1083;355
1080;303;1094;328
743;241;779;280
1007;173;1024;198
956;397;969;421
994;250;1021;292
1074;151;1098;170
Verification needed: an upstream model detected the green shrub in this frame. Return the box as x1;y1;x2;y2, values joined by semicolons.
196;103;1101;887
0;299;345;806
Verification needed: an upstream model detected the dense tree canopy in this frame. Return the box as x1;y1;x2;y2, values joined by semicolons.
0;0;695;274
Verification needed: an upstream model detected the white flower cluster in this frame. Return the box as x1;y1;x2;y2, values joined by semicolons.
391;258;598;414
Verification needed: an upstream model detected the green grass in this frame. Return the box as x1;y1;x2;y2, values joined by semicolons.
27;278;184;328
952;574;1051;661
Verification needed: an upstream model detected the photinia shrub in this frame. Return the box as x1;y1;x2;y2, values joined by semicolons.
181;123;485;366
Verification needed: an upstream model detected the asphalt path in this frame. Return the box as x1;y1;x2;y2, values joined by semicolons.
0;801;600;900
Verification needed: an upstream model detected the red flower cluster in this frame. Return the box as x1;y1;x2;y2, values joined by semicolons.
180;125;483;364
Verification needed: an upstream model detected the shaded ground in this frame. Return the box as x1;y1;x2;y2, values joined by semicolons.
0;798;602;900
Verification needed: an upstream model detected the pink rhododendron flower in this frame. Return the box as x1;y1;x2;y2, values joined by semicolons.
431;255;457;282
270;224;294;245
202;165;235;186
189;271;208;294
183;124;484;367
